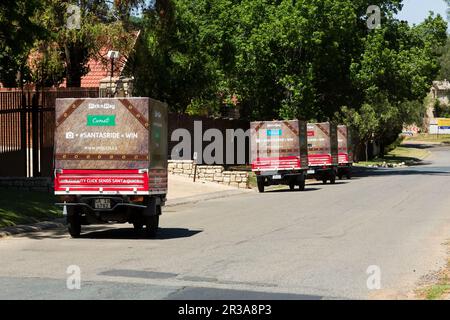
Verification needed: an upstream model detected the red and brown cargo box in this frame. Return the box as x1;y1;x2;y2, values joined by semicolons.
54;97;168;195
307;122;338;184
337;124;353;179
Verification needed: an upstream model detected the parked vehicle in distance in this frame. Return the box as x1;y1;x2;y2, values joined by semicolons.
306;122;338;184
337;125;353;180
54;97;168;238
251;120;309;193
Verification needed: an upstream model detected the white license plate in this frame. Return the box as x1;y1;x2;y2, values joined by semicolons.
272;175;282;180
307;169;315;174
94;198;111;209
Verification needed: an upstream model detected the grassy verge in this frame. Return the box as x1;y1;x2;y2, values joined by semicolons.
416;261;450;300
0;188;61;228
405;134;450;144
355;145;431;167
248;172;257;189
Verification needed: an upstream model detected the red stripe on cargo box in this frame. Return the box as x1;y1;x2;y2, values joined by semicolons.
54;169;149;192
338;153;351;164
252;156;302;170
308;154;333;166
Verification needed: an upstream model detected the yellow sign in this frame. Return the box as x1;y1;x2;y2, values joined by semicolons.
437;118;450;127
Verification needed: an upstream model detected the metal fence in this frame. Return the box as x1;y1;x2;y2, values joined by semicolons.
0;88;99;177
0;88;250;177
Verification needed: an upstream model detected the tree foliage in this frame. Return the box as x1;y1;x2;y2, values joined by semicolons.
0;0;46;86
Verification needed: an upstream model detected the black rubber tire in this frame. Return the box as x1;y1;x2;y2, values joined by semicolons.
133;221;143;231
144;206;160;238
346;171;352;180
322;179;327;184
257;178;265;193
67;210;81;238
338;174;343;180
330;172;336;184
289;181;296;191
298;176;306;191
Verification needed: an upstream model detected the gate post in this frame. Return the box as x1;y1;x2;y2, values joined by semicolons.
32;92;40;177
20;93;27;176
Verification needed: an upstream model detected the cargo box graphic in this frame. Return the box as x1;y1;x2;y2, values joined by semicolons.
54;97;168;194
337;125;353;164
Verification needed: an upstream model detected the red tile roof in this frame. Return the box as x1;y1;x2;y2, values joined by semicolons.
60;31;139;88
59;47;128;88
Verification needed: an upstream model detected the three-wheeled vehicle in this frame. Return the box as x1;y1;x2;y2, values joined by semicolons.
54;97;168;238
251;120;309;193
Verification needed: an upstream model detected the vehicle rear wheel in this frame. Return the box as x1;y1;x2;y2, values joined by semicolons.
346;171;352;180
257;177;265;193
144;206;160;238
322;179;327;184
338;173;343;180
289;181;296;191
67;208;81;238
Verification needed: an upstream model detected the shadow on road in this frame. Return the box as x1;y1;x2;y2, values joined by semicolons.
352;166;450;177
12;226;202;240
79;227;203;240
263;187;321;193
307;181;350;186
401;143;435;150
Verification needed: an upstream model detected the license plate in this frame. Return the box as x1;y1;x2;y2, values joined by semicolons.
272;175;282;180
307;169;315;174
94;198;111;209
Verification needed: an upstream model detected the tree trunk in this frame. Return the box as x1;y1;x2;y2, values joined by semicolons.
365;141;369;162
64;42;87;87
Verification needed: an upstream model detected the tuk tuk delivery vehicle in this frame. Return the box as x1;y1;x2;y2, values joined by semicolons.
251;120;309;193
53;97;168;238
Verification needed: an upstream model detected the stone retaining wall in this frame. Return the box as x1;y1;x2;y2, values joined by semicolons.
168;160;249;189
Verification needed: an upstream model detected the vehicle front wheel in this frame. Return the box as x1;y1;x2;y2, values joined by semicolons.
330;172;336;184
67;209;81;238
257;177;265;193
298;175;306;191
133;221;143;231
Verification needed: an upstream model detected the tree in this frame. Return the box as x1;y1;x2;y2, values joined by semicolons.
133;0;446;159
32;0;142;87
0;0;45;86
346;13;447;151
135;0;406;118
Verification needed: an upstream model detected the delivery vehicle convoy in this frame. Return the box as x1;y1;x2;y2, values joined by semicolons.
54;100;354;235
251;120;309;193
306;122;339;184
337;125;353;180
54;97;168;238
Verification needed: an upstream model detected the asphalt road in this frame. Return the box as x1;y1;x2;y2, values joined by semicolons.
1;144;450;300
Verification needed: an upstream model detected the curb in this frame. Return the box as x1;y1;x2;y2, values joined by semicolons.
0;219;66;238
165;189;253;207
0;190;253;238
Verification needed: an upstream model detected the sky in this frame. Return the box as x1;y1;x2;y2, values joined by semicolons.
396;0;448;26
